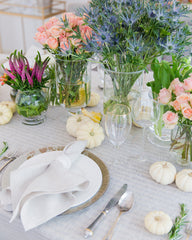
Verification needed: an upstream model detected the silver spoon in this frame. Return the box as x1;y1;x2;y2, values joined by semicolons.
103;191;134;240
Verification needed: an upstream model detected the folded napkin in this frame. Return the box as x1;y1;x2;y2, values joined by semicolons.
0;141;89;231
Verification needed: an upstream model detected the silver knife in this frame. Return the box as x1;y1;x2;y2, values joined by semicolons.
84;184;128;238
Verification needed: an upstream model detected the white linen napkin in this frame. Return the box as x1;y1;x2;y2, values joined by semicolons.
0;141;89;231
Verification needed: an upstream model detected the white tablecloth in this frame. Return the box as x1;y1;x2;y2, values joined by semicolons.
0;70;191;240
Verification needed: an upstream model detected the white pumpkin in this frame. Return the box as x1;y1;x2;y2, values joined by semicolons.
144;211;173;235
87;92;100;107
0;101;16;113
76;121;105;148
0;105;13;125
175;169;192;192
149;161;176;185
66;114;91;137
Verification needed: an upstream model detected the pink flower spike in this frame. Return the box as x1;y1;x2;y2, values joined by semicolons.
2;67;16;80
9;53;16;73
25;70;33;86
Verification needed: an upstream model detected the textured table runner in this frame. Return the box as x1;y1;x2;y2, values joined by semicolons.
0;70;191;240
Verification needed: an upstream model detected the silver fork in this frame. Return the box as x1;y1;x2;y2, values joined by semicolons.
0;151;18;172
185;223;192;240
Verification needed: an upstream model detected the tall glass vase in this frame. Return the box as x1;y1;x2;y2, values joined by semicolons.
148;92;171;147
170;123;192;166
55;58;91;114
103;68;143;114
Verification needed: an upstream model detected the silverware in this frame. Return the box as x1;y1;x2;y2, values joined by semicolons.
0;156;16;172
84;184;128;238
185;223;192;240
103;191;134;240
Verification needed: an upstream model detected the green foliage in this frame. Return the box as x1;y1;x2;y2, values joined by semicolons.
168;204;188;240
147;56;192;94
0;142;8;157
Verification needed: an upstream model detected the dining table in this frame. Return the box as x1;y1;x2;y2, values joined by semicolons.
0;68;191;240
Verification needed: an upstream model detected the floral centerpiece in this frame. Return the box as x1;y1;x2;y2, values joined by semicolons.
147;56;192;142
0;50;50;125
80;0;191;112
35;13;93;112
158;74;192;165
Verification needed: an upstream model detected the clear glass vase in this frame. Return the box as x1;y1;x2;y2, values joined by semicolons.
55;58;91;114
170;123;192;166
103;68;143;114
148;92;171;147
15;89;48;125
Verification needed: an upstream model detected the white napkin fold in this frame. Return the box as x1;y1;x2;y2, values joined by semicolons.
0;141;89;231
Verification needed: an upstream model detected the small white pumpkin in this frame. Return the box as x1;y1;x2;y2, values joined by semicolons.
0;105;13;125
149;161;176;185
87;92;100;107
175;169;192;192
66;114;91;137
0;101;16;113
76;121;105;148
144;211;173;235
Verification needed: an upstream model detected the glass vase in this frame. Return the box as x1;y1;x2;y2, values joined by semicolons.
103;68;143;114
170;123;192;166
55;58;91;114
15;89;48;125
148;92;171;147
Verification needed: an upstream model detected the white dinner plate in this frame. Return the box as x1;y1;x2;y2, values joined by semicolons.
1;147;109;214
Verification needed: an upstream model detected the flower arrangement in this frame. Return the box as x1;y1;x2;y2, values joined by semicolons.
35;14;93;109
0;50;50;124
158;75;192;164
80;0;192;112
0;50;50;90
81;0;191;72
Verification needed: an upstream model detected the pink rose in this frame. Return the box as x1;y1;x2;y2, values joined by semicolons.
170;100;181;111
163;111;178;129
48;26;63;38
46;37;58;49
174;84;185;96
169;78;183;92
34;32;48;45
176;93;190;104
60;38;70;51
37;25;46;33
158;88;171;104
183;77;192;91
182;106;192;120
44;17;60;30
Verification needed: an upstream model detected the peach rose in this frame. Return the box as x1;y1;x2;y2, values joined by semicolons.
163;111;178;129
158;88;171;104
34;32;48;45
170;100;181;111
182;107;192;120
46;37;58;49
44;17;60;30
60;38;70;51
48;26;63;38
183;77;192;91
176;93;190;104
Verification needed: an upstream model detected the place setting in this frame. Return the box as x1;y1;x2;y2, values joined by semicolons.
1;0;192;239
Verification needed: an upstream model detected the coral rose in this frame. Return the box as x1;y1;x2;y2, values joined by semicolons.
46;37;58;49
158;88;171;104
163;111;178;129
170;100;181;111
34;32;48;45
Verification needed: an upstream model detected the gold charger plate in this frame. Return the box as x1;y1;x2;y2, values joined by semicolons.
1;146;109;214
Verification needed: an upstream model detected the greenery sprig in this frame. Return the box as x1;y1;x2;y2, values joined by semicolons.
0;141;8;157
168;203;188;240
